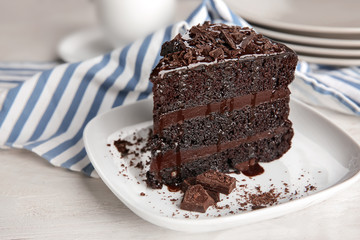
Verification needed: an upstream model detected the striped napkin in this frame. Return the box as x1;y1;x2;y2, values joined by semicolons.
294;62;360;115
0;0;359;177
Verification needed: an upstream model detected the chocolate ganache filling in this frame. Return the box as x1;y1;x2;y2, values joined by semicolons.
149;126;290;172
153;88;290;134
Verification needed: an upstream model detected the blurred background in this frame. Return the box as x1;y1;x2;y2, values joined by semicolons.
2;0;359;65
0;0;201;62
0;0;97;61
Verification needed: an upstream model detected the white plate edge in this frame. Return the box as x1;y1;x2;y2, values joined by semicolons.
226;0;360;35
297;55;360;66
254;26;360;48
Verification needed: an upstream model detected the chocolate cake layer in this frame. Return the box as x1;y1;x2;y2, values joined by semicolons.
152;97;291;153
147;126;293;187
150;125;290;172
154;88;290;134
152;53;297;118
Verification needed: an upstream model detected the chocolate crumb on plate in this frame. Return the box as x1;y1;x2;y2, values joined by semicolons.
135;161;144;170
113;139;133;157
251;205;266;210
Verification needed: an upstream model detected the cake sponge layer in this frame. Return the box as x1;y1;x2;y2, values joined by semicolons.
152;97;291;153
147;126;293;187
152;53;297;119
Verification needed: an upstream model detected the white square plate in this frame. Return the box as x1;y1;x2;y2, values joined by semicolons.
84;98;360;232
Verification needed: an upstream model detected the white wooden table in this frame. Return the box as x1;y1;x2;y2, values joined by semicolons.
1;0;360;239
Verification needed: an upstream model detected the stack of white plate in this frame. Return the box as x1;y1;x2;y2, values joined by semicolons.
226;0;360;66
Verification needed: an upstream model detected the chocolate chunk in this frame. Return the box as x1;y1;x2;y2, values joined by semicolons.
181;177;220;203
181;177;196;192
196;170;236;195
180;184;215;213
206;190;220;203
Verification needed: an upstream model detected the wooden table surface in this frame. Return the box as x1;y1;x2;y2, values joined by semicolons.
1;0;360;239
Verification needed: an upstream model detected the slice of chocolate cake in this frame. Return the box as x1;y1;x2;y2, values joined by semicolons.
146;22;298;189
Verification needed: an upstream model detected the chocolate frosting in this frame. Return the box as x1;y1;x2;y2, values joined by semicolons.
153;88;290;134
155;22;286;73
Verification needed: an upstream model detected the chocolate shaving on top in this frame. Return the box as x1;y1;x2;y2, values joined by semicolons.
154;21;285;73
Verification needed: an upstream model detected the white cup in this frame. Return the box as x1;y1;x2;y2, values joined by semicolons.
94;0;176;47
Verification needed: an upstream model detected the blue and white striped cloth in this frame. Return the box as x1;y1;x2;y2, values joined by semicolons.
0;0;359;177
294;62;360;115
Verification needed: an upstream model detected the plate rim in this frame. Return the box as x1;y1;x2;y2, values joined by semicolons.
84;98;360;232
254;26;360;48
285;43;360;58
244;16;360;35
226;0;360;35
297;55;360;66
